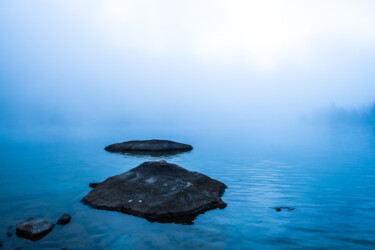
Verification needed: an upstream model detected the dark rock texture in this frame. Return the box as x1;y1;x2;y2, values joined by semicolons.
0;240;2;248
16;218;54;241
82;160;226;224
6;232;12;238
89;183;99;188
104;140;193;154
56;214;71;225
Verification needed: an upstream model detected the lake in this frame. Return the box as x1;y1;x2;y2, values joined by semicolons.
1;121;375;249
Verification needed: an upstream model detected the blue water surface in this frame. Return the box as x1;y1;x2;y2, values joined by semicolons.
0;122;375;249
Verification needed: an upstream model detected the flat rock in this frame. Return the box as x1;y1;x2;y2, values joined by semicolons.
104;139;193;154
82;160;226;224
16;218;54;241
56;214;71;225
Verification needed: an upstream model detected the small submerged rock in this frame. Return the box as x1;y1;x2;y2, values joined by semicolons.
6;225;12;238
275;207;294;212
82;160;226;224
16;218;54;241
57;214;71;225
104;139;193;154
0;240;2;248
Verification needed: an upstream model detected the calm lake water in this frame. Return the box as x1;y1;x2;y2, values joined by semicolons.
1;121;375;249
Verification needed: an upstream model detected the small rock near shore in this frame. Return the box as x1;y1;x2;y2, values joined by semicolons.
57;214;71;225
6;232;12;237
16;218;54;241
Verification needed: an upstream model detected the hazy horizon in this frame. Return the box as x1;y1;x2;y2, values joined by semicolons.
1;0;375;135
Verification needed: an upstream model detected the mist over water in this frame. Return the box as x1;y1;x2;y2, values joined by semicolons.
1;0;375;138
1;1;375;249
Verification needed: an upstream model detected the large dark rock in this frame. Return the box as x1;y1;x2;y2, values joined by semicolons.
16;218;54;241
56;214;71;225
81;160;226;224
104;140;193;154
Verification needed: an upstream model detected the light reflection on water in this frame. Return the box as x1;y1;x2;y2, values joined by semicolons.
0;123;375;249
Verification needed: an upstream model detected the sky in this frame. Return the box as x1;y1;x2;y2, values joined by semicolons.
1;0;375;133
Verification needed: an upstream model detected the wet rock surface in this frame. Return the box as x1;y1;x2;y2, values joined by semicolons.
57;214;71;225
104;139;193;154
16;218;54;241
82;160;226;224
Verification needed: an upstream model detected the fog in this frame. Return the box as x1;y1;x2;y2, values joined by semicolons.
1;0;375;140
